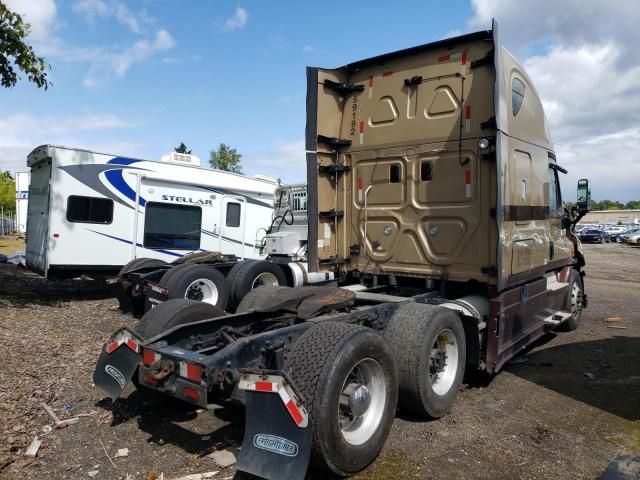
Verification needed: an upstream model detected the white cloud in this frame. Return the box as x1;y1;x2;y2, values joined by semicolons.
114;3;140;33
73;0;147;33
0;113;145;173
82;29;176;85
243;140;306;184
109;29;175;76
464;0;640;201
302;45;315;53
224;7;248;31
72;0;108;21
4;0;57;41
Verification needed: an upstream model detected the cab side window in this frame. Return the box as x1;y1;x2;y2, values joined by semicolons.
512;78;525;116
548;167;562;214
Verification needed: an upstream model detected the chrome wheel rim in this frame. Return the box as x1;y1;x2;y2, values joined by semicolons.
251;272;278;289
338;358;386;446
570;282;582;319
430;328;459;396
185;278;219;305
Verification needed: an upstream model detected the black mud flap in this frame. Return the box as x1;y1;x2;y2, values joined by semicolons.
92;328;143;400
237;391;312;480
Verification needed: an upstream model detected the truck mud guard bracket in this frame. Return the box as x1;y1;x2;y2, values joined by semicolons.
237;372;312;480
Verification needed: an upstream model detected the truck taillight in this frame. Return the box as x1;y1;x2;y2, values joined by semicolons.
182;387;201;402
142;349;160;367
179;361;203;383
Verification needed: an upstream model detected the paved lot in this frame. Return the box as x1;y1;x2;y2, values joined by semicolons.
0;243;638;479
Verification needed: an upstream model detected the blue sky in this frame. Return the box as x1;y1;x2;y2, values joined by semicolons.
2;0;639;201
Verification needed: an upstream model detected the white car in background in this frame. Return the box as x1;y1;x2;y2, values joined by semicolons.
625;232;640;245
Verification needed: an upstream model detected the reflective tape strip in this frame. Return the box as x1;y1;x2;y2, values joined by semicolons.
106;337;139;354
359;121;365;144
106;340;121;354
368;75;373;99
465;170;472;198
255;381;277;392
238;374;309;427
125;338;139;353
465;105;472;132
382;71;393;77
439;52;463;63
357;177;363;202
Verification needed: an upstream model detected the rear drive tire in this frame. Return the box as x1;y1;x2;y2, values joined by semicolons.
158;264;230;311
557;270;584;332
286;322;398;476
235;285;290;313
228;260;288;307
383;303;466;418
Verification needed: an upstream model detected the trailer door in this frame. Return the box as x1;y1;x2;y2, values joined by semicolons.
220;196;247;258
26;159;52;275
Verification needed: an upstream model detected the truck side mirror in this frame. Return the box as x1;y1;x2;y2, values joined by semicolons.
576;179;590;213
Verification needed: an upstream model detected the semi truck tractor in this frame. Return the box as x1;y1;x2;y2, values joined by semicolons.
94;21;591;479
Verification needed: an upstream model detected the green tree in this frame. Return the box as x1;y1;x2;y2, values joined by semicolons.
208;143;243;173
624;200;640;210
0;1;50;89
174;142;192;154
0;171;16;214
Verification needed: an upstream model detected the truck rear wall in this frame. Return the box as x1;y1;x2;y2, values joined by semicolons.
307;32;497;283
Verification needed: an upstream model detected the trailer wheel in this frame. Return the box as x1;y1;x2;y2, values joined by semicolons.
158;264;230;310
228;260;287;307
383;303;466;418
136;298;224;339
117;258;167;314
287;322;398;476
557;271;584;332
235;285;290;313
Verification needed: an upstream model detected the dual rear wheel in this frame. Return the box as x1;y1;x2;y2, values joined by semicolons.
286;302;466;476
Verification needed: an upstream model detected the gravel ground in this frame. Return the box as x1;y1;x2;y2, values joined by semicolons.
0;244;638;480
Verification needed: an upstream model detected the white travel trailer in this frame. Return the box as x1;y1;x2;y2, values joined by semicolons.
26;145;277;279
15;171;30;235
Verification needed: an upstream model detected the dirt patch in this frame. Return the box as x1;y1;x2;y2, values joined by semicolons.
0;244;638;479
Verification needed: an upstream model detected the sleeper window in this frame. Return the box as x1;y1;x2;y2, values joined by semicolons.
226;202;241;227
420;161;433;181
512;78;525;116
66;195;113;224
144;202;201;250
389;165;401;183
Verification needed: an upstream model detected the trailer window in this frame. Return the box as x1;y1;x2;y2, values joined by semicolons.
144;202;201;250
226;202;241;227
512;78;525;116
66;196;113;224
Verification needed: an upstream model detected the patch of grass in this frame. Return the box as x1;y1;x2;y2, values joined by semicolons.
0;236;25;255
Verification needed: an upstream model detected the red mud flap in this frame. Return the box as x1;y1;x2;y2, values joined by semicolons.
92;328;142;400
237;373;312;480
